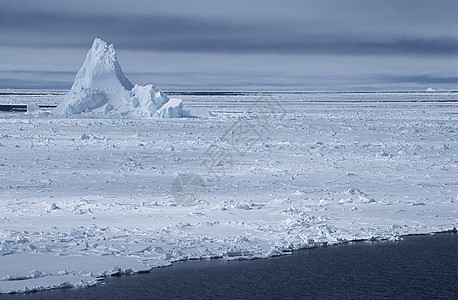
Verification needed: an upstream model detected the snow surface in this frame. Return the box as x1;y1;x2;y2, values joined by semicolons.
26;102;40;115
0;91;457;294
52;38;182;117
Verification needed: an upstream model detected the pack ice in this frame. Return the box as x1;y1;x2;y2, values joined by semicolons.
1;72;457;294
52;38;183;117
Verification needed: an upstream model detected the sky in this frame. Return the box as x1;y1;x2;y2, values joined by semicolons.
0;0;457;91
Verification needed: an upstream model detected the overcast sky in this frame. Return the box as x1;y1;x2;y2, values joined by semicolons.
1;0;457;91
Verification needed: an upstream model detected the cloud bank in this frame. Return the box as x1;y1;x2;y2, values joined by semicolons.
0;0;457;90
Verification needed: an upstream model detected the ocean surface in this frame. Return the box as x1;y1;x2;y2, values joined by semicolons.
3;233;457;299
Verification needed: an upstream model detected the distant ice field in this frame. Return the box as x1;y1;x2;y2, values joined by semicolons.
0;90;457;294
1;90;458;106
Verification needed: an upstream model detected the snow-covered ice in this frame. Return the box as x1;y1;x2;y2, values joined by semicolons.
52;38;182;118
26;102;41;115
0;90;457;293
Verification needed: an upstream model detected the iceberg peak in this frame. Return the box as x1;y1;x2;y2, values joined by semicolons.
74;38;133;91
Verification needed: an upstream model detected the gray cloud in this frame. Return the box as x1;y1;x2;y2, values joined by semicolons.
1;2;457;56
0;0;457;90
2;68;457;91
375;75;458;85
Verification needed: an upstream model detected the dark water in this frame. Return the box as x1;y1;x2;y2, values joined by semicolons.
3;233;457;300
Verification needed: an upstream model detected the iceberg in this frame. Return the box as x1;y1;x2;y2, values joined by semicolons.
53;38;183;117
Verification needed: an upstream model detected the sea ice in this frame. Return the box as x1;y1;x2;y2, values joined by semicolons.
0;90;456;294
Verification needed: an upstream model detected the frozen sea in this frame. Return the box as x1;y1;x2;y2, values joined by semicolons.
0;90;457;294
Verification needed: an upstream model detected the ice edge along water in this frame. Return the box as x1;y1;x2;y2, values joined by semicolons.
1;231;457;295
